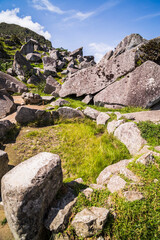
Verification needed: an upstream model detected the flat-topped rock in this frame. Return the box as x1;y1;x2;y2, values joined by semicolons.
122;110;160;123
57;107;84;119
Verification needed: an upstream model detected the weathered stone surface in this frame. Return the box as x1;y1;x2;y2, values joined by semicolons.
0;71;28;93
12;51;32;77
96;159;133;185
122;110;160;123
42;56;56;69
22;92;42;104
45;186;77;232
90;184;105;190
51;98;69;107
70;47;83;58
84;107;100;120
0;150;9;192
94;61;160;108
0;120;15;140
41;96;55;103
107;120;125;134
136;152;155;165
82;94;93;104
79;60;95;70
114;122;146;155
96;112;110;125
81;188;93;199
123;191;144;202
26;53;41;62
27;74;42;85
15;106;53;125
20;39;39;55
44;76;61;95
1;152;63;240
107;175;126;193
57;107;84;119
71;207;109;238
49;50;60;60
0;90;16;119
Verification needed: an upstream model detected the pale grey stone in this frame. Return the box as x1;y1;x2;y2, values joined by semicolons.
107;175;126;193
57;107;84;119
123;191;144;201
84;107;100;120
136;152;155;165
96;112;110;125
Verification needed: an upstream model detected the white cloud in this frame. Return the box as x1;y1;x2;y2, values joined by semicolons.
0;8;51;40
32;0;64;14
136;12;160;21
63;11;95;21
89;42;114;62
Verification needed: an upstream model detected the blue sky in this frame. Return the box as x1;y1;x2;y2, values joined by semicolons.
0;0;160;61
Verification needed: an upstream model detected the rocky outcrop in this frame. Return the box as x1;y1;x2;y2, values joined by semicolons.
69;47;83;58
0;71;28;93
114;122;146;155
15;106;53;125
0;89;16;119
0;150;9;192
20;39;40;55
71;207;109;238
1;152;63;240
12;51;33;77
94;61;160;108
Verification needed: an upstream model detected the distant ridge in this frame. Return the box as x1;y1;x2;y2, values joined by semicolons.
0;22;52;48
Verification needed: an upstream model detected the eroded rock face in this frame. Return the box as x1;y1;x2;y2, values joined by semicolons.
1;152;63;240
44;76;61;95
114;122;146;155
0;90;16;119
71;207;109;238
0;150;9;192
26;53;41;62
12;51;32;77
20;39;39;55
94;61;160;108
0;71;28;93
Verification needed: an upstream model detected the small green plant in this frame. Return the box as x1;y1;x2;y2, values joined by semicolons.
1;218;7;226
137;121;160;146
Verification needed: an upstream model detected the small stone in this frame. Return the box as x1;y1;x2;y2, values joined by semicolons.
81;188;93;199
107;175;126;193
96;112;110;125
84;107;100;120
123;191;144;201
136;152;155;165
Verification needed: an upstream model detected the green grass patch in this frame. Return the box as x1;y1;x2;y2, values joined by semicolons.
51;118;131;183
137;121;160;146
30;62;43;69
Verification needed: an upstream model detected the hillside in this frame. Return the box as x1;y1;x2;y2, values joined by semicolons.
0;22;52;48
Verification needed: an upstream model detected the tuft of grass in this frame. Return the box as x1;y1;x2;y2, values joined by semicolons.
51;118;131;183
137;121;160;146
1;218;7;226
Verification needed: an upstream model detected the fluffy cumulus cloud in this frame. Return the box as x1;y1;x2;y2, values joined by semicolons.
0;8;51;40
89;42;114;62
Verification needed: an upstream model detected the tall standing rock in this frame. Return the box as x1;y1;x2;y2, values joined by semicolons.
1;152;63;240
0;150;9;192
0;89;16;119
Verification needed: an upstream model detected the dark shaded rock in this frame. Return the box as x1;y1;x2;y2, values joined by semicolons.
70;47;83;58
41;96;55;104
57;107;84;119
12;51;33;77
44;76;61;95
27;74;42;85
0;89;16;119
0;71;28;93
26;53;41;62
1;152;63;240
79;60;96;70
0;120;15;140
94;61;160;108
0;150;9;192
84;55;95;62
44;186;77;232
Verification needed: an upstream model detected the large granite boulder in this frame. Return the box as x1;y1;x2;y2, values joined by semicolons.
22;92;42;104
1;152;63;240
20;39;39;55
94;61;160;108
15;106;53;125
0;120;15;140
26;53;41;62
0;71;28;93
0;89;16;119
69;47;83;58
44;76;61;95
57;107;84;119
114;122;146;155
0;150;9;192
12;51;33;77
